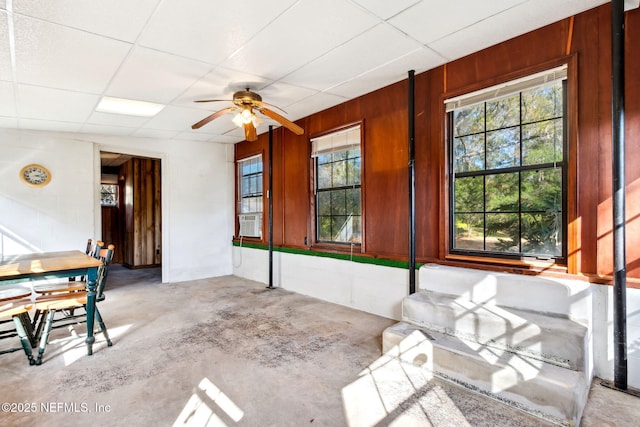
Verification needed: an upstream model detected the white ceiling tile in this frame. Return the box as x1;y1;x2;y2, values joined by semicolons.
223;127;248;141
285;92;350;121
0;10;13;81
351;0;422;20
173;131;219;142
138;0;298;65
206;134;243;144
0;116;18;128
12;0;160;42
326;47;445;99
13;15;131;93
221;0;380;79
282;23;423;91
17;85;99;122
105;47;213;104
19;118;83;133
254;82;317;109
80;123;136;136
389;0;525;45
143;105;212;131
132;128;180;139
0;81;16;116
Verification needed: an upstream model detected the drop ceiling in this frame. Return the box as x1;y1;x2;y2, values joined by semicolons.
0;0;632;144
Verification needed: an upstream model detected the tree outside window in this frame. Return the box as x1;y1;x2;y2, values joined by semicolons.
449;71;566;259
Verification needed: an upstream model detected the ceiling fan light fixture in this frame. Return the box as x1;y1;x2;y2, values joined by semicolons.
232;108;257;127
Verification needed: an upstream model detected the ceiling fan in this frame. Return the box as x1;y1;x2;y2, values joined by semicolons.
191;89;304;141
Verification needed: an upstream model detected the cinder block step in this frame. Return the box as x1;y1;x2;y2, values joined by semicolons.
383;322;589;426
402;291;588;371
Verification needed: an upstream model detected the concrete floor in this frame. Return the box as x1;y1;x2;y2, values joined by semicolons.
1;265;638;426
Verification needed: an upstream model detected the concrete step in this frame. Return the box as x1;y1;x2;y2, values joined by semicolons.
402;290;589;371
383;322;590;426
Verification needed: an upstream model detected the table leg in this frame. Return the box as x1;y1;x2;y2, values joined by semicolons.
84;266;98;355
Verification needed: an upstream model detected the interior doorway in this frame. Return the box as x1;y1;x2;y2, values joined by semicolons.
100;152;162;269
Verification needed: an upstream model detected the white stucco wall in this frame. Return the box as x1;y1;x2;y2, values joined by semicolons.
0;128;235;283
233;245;640;389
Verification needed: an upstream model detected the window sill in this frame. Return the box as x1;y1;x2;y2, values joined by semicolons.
444;253;567;274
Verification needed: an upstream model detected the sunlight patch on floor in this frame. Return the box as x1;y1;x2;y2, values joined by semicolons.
173;377;244;427
342;330;469;427
51;323;132;366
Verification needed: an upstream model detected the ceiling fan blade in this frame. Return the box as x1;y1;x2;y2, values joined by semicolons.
194;99;233;103
258;108;304;135
244;122;258;141
192;106;237;129
253;100;288;114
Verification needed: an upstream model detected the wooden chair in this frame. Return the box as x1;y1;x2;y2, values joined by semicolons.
0;287;38;365
32;244;115;365
33;240;102;295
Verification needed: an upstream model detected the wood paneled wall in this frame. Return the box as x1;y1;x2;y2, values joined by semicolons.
121;157;162;268
235;4;640;285
101;205;123;264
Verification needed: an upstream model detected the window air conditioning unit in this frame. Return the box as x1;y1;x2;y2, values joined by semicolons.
238;214;261;238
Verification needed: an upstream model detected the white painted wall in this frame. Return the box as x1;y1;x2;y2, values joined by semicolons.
0;128;235;283
233;245;640;389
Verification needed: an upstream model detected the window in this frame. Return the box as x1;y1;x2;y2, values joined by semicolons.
100;184;118;206
312;125;362;244
237;155;263;238
238;155;263;214
447;66;567;260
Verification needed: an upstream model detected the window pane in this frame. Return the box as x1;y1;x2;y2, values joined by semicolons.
332;160;347;187
350;216;362;243
455;176;483;212
486;95;519;131
332;150;347;161
521;212;562;256
347;158;361;185
332;216;349;242
486;127;520;169
454;213;484;250
317;216;332;241
454;104;485;136
485;173;518;212
346;188;361;215
454;134;485;172
317;153;332;165
330;190;346;215
522;118;563;165
317;191;331;216
485;213;519;253
521;168;562;212
317;163;332;189
522;83;563;123
100;184;118;206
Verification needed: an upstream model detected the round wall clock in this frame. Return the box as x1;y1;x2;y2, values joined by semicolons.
20;164;52;187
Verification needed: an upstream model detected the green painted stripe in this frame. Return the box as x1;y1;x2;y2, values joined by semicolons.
233;241;421;270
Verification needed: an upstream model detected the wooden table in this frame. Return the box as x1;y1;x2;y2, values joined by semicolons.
0;251;103;359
